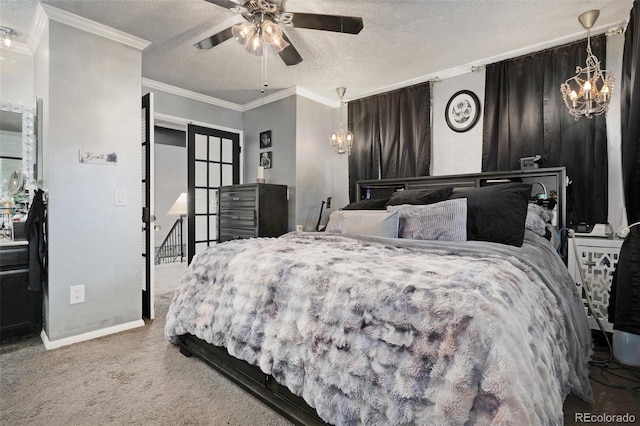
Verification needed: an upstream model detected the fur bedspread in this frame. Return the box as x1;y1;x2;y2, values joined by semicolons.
165;232;592;425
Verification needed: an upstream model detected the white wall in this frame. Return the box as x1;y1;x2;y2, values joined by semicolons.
43;19;143;341
295;96;346;230
0;48;34;106
155;142;187;245
243;96;297;230
431;71;486;176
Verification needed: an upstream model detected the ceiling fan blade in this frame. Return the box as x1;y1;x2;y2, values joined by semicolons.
290;13;364;34
204;0;241;10
278;32;303;66
194;26;234;49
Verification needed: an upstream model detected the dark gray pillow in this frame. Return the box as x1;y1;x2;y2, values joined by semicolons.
385;187;453;207
448;183;532;247
342;198;389;210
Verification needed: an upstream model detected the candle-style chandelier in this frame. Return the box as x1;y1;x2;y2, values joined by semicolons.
560;10;615;120
329;87;354;155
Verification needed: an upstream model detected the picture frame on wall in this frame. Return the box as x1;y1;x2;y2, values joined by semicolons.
260;151;272;169
445;90;481;133
260;130;272;149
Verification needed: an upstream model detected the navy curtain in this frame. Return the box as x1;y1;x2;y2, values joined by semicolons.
348;82;431;202
482;36;608;226
621;0;640;225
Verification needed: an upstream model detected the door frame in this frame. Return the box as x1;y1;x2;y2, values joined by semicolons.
141;93;155;319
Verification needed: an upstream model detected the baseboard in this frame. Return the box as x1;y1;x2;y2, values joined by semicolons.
40;319;145;350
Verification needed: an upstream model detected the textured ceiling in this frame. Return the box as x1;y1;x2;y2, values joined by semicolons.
0;0;635;106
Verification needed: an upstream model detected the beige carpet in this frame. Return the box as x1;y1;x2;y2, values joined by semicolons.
0;290;293;426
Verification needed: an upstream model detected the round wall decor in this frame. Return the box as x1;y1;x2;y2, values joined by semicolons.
445;90;481;132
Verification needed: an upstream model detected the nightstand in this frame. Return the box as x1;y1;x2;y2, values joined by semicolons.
567;235;624;332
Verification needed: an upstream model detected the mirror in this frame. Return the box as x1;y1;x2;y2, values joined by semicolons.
0;101;38;199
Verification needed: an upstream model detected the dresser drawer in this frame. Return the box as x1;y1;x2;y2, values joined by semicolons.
220;188;257;208
0;245;29;270
219;227;257;241
219;210;256;228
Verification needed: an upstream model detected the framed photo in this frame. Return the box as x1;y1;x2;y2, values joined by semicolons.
259;151;272;169
445;90;481;133
259;130;272;149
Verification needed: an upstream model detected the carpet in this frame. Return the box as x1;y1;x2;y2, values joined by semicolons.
0;292;293;426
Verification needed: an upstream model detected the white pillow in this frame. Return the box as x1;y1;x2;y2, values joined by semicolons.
387;198;467;241
325;210;347;233
341;210;399;238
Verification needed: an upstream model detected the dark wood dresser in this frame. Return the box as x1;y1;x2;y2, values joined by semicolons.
218;183;288;243
0;242;42;341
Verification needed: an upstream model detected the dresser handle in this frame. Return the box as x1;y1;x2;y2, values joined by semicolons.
232;216;240;220
232;197;240;201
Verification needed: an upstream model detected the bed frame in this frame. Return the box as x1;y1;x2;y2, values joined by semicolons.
177;167;568;426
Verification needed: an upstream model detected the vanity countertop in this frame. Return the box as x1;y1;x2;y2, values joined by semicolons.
0;239;28;247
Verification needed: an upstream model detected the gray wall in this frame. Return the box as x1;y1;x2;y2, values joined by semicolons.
43;20;143;341
0;49;34;106
295;96;346;230
243;96;297;230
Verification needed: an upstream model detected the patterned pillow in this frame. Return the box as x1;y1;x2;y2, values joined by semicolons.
325;210;346;233
526;203;553;236
387;198;467;241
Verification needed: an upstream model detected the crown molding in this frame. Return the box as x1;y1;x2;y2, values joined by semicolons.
142;78;243;111
40;3;150;50
27;3;48;54
241;87;297;111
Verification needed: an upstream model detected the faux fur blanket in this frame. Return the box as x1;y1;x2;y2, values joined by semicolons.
166;232;592;425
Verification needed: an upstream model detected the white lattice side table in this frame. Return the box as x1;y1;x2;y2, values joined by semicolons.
568;236;624;332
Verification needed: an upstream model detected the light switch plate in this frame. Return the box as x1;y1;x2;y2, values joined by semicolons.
114;189;127;206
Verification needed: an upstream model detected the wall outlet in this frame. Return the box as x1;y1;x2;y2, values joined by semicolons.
70;285;85;304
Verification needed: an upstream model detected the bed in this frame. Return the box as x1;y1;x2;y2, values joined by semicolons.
165;167;593;425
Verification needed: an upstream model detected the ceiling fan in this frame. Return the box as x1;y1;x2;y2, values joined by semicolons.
195;0;364;66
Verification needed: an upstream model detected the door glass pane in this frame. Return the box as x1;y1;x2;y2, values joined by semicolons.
195;242;208;255
195;161;207;186
195;134;208;160
222;164;234;186
210;136;221;162
195;216;208;240
209;163;221;187
195;189;207;214
222;138;233;162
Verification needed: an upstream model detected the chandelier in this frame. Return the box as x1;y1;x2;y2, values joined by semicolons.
0;26;16;49
231;1;290;93
560;10;614;120
329;87;354;155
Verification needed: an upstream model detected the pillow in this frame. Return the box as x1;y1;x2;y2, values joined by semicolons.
385;186;454;207
342;198;389;210
525;203;552;237
341;210;399;238
448;183;532;246
325;210;346;233
387;198;467;241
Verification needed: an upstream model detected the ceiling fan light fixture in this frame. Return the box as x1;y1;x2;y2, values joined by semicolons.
245;34;263;55
232;22;255;44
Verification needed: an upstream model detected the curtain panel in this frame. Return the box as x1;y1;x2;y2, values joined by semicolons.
348;83;431;202
482;35;608;225
621;0;640;224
